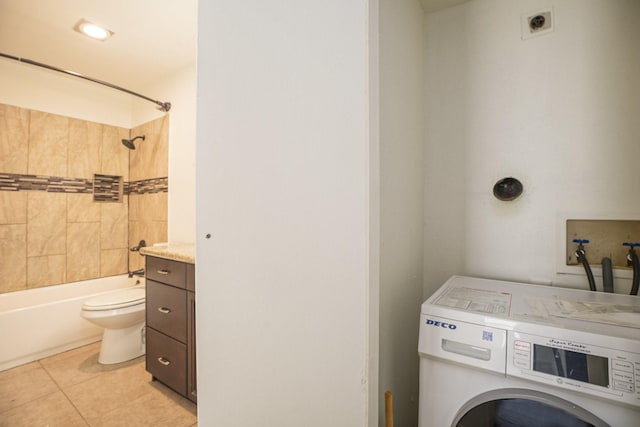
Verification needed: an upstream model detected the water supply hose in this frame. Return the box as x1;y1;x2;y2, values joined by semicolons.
623;243;640;296
630;251;639;296
574;239;596;292
576;251;597;291
601;257;614;293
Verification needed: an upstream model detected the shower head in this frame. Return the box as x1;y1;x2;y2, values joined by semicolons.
121;135;145;150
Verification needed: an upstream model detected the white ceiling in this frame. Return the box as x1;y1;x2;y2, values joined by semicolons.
0;0;466;95
0;0;197;91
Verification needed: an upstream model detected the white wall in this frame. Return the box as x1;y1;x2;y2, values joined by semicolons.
424;0;640;296
0;59;134;127
133;62;197;244
378;0;424;425
195;0;375;425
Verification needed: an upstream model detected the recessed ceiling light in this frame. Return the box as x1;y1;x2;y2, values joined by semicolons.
74;19;113;41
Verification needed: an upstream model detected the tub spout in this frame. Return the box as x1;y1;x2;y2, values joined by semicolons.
130;240;146;252
128;269;145;278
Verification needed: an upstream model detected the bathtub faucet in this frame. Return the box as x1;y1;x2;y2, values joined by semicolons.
128;268;145;278
130;240;146;252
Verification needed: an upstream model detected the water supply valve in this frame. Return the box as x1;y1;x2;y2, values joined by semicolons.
573;239;590;268
622;242;640;265
623;242;640;295
573;239;597;291
572;239;590;257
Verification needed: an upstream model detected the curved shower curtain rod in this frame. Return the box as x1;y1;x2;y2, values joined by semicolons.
0;52;171;112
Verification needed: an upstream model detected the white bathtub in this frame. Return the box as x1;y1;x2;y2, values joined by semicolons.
0;275;144;371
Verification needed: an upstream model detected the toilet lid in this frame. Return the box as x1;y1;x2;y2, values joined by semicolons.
82;287;145;311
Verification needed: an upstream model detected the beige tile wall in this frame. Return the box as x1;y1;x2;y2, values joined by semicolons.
0;103;169;294
0;105;28;174
128;116;169;273
130;115;169;181
68;119;103;179
29;111;69;177
0;223;27;292
129;192;168;272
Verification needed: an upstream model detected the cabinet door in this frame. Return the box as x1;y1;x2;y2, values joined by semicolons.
187;290;197;403
146;280;187;343
146;328;187;397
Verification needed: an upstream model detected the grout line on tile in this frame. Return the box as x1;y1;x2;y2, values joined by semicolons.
0;363;59;419
0;393;56;419
38;359;91;426
5;342;195;426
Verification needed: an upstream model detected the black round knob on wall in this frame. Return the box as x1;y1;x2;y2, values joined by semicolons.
493;177;523;201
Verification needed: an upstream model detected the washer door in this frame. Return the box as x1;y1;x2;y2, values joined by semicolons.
452;388;610;427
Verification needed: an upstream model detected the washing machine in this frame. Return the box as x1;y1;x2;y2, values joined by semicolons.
418;276;640;427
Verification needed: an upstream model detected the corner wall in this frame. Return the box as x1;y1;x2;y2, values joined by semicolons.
378;0;425;425
0;56;191;288
0;104;130;292
132;63;197;245
0;103;169;293
128;116;170;273
424;0;640;295
0;7;199;263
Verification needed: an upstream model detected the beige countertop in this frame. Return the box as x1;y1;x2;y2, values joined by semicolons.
140;243;195;264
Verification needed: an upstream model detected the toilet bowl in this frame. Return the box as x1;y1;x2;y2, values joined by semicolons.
81;285;146;364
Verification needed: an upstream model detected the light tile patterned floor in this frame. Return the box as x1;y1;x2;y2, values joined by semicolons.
0;342;197;427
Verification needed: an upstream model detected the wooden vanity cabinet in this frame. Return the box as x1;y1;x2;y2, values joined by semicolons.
186;263;197;403
145;256;197;403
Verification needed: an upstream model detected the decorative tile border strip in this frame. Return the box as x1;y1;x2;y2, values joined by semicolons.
0;173;169;196
94;174;122;202
126;177;169;195
0;172;93;193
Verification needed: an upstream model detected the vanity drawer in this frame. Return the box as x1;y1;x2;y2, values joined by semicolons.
146;328;187;397
146;280;187;343
146;257;187;289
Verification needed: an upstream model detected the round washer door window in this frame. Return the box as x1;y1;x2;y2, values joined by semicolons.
452;388;610;427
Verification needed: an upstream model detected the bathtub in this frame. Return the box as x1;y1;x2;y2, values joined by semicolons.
0;275;144;371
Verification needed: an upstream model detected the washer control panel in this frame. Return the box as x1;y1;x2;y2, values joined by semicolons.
507;332;640;408
418;314;507;374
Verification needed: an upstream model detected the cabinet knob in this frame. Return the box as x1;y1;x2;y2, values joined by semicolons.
157;269;170;275
157;307;171;314
157;357;171;366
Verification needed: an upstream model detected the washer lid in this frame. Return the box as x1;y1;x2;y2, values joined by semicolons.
82;287;145;311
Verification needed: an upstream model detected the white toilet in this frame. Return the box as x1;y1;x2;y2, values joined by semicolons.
81;285;146;364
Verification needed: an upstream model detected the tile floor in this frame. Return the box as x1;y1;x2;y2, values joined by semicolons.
0;342;197;427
